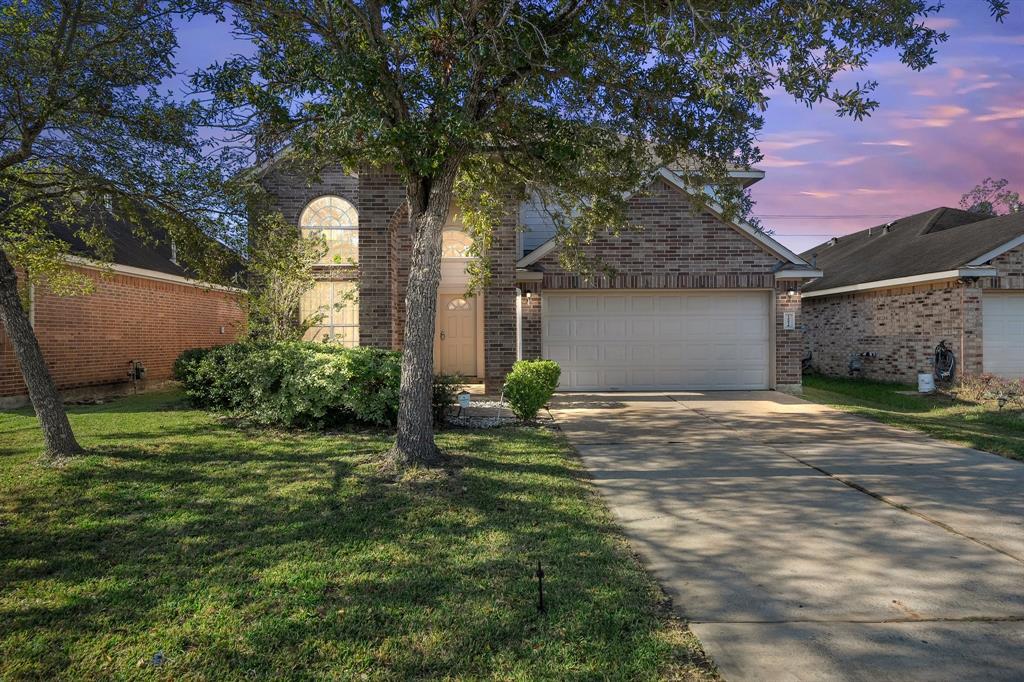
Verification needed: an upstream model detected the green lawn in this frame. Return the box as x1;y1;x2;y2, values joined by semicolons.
803;375;1024;461
0;391;715;680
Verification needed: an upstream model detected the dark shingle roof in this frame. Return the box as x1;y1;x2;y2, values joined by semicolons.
48;206;244;283
801;208;1024;293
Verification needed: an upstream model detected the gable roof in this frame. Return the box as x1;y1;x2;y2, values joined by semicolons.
48;206;244;286
801;208;1024;294
517;167;814;269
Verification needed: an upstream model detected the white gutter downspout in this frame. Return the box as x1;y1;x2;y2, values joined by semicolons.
515;288;523;361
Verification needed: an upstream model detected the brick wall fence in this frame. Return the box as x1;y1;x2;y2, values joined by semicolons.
0;266;244;405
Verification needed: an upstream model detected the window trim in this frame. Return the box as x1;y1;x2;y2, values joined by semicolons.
299;196;360;266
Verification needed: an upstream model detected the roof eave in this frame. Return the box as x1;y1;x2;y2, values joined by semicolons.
802;267;997;299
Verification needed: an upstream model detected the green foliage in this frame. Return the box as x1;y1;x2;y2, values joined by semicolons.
244;209;328;342
0;394;714;679
503;360;561;421
198;0;1007;280
960;178;1022;216
432;373;463;426
0;0;240;290
174;342;455;428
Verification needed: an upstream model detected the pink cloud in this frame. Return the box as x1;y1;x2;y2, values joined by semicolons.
799;191;840;199
861;139;913;147
975;107;1024;122
830;155;868;167
955;81;999;95
922;17;960;31
757;136;824;152
759;155;811;168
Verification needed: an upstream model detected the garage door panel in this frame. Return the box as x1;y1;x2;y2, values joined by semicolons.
984;294;1024;378
604;344;628;362
543;290;771;390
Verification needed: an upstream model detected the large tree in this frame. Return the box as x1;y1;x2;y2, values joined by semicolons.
961;177;1021;216
0;0;233;460
202;0;1009;468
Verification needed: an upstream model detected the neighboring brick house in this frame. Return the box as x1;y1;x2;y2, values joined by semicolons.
0;213;245;408
258;162;820;394
802;208;1024;384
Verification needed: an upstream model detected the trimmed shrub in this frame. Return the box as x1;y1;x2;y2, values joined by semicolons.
503;359;561;421
173;342;455;429
432;373;463;425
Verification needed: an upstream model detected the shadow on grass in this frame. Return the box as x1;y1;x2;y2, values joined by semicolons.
0;400;704;679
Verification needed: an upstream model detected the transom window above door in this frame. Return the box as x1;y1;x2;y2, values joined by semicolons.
300;196;359;265
441;230;473;259
446;297;470;311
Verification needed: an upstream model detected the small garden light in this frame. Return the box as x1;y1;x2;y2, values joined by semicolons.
998;395;1009;410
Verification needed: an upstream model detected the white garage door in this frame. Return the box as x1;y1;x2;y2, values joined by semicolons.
542;290;771;390
984;293;1024;378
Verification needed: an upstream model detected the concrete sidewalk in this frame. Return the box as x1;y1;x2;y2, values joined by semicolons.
549;392;1024;681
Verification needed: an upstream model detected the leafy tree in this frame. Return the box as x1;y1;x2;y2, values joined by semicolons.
960;177;1021;216
201;0;1009;468
0;0;234;460
244;210;328;342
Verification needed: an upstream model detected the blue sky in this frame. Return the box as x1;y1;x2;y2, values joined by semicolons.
173;5;1024;254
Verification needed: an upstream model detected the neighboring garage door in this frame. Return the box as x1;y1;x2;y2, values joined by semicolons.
542;290;771;390
984;293;1024;378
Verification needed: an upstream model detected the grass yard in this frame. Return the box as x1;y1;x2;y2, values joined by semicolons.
0;391;715;680
803;375;1024;461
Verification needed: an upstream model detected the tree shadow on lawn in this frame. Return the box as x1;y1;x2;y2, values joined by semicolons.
0;419;697;679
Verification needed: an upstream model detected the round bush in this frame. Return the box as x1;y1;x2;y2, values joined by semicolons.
503;360;561;420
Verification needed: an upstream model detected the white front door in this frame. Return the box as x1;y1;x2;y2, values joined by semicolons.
437;294;478;376
984;293;1024;378
543;290;771;390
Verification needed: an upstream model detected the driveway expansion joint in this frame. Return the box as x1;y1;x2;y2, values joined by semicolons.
665;395;1024;567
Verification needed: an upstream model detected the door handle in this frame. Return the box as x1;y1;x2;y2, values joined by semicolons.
440;330;446;340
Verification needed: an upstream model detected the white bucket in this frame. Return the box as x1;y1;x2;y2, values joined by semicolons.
918;372;936;394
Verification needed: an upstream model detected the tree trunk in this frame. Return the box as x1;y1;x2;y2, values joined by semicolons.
385;168;461;469
0;248;83;459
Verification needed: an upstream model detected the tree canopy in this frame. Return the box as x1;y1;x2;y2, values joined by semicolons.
961;177;1022;217
200;0;1010;465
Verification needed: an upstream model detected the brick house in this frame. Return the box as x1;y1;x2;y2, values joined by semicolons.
259;162;821;394
802;208;1024;384
0;213;245;408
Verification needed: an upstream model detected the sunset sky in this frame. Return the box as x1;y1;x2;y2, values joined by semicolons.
174;5;1024;254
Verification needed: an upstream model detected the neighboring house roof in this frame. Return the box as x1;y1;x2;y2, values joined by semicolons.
801;208;1024;295
47;206;245;288
517;167;818;272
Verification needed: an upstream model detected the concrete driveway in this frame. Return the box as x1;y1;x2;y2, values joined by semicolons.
549;392;1024;681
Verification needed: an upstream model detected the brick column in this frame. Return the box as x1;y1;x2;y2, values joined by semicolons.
775;280;803;393
484;208;518;395
960;282;984;376
357;167;406;348
389;205;412;348
518;282;543;360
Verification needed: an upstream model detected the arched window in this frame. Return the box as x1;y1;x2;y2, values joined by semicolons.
300;196;359;265
446;297;470;311
441;230;473;259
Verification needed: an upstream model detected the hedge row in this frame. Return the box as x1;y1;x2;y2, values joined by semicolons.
173;342;458;428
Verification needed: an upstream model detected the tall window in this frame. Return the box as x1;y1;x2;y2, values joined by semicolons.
442;230;473;258
300;196;359;265
300;281;359;346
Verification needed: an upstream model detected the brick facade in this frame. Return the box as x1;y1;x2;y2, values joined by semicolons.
483;206;518;393
263;169;807;392
523;178;802;389
0;266;244;403
803;242;1024;385
802;280;983;384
